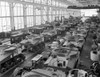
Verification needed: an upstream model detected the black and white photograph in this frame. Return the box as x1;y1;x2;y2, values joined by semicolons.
0;0;100;77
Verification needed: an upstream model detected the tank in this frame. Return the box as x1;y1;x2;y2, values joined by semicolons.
0;45;25;74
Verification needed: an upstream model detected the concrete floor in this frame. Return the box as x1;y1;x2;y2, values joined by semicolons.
78;32;93;70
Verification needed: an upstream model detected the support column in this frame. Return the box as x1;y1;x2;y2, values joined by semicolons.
33;0;36;26
97;9;100;18
47;0;49;22
47;7;50;22
51;8;53;21
33;5;36;25
23;5;27;28
51;0;53;21
9;3;15;31
41;7;43;24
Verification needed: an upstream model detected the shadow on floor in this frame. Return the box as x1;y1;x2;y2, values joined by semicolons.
79;32;93;69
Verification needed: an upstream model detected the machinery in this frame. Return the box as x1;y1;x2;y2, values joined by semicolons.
21;37;45;53
10;31;28;44
0;45;25;74
0;53;25;73
44;47;79;69
32;41;45;54
68;69;88;77
90;62;100;76
42;30;57;43
29;27;44;34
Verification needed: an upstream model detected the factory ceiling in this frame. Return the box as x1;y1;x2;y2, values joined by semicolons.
67;0;100;9
67;0;100;6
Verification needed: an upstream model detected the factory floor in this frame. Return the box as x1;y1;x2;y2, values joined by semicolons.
1;32;94;77
78;32;93;70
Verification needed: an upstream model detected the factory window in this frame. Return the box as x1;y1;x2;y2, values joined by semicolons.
48;0;52;5
26;5;33;15
24;0;33;2
41;0;47;4
35;8;41;15
55;16;59;21
64;10;66;15
52;0;55;6
35;7;41;25
27;16;34;27
26;5;34;27
52;10;56;15
49;7;52;15
14;17;24;30
0;2;10;16
42;16;47;24
34;0;41;3
62;11;65;16
58;2;60;6
42;7;47;15
58;10;60;15
36;16;41;25
56;1;59;6
14;4;23;16
49;16;52;22
0;18;11;32
0;1;11;32
57;10;59;15
14;3;24;30
60;10;62;15
61;11;63;15
59;15;61;20
52;16;55;21
65;15;69;18
81;9;98;16
60;3;63;7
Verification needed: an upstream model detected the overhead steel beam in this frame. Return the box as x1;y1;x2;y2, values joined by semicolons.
77;0;99;6
68;5;100;9
61;0;74;5
0;0;67;9
67;0;83;6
